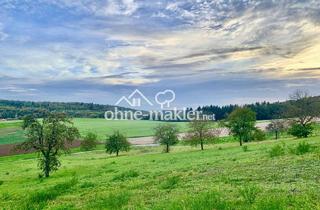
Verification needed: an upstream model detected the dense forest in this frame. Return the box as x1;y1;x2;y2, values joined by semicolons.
196;101;285;121
0;100;132;119
197;96;320;121
1;97;319;120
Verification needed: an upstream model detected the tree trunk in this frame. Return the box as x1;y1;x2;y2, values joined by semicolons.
166;144;169;153
116;150;119;156
275;131;278;140
239;136;243;146
200;140;204;150
44;156;50;177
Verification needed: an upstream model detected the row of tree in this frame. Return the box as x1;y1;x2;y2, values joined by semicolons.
0;100;132;119
196;95;320;121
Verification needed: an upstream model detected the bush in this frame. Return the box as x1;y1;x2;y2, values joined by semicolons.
239;184;260;204
81;132;98;151
242;145;248;152
288;123;314;138
112;170;139;181
160;176;180;190
269;143;286;157
252;128;266;141
290;141;312;155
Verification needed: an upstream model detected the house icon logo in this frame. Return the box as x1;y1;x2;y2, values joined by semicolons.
116;89;153;107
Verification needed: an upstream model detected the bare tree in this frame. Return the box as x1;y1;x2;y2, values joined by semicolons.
286;90;320;138
184;120;219;150
266;120;287;140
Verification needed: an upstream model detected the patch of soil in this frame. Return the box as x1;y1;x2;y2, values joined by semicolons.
0;140;82;157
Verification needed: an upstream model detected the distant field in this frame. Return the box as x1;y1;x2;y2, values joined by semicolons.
73;118;188;139
0;119;189;145
0;121;24;145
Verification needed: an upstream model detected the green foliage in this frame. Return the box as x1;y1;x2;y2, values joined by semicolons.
80;132;98;151
112;170;139;181
252;128;266;141
242;145;248;152
288;123;314;138
0;180;3;186
226;107;257;146
239;184;260;204
154;124;179;153
290;141;312;155
269;143;286;157
17;113;80;177
160;176;180;190
105;131;130;156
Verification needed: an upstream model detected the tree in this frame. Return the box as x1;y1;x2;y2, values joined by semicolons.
154;124;179;153
17;113;80;177
266;120;287;139
184;120;218;150
226;108;257;146
286;90;320;138
80;132;98;151
105;131;130;156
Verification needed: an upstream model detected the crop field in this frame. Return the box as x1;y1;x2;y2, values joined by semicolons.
0;136;320;209
0;119;189;145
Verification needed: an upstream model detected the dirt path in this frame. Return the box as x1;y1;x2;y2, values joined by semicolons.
128;122;270;146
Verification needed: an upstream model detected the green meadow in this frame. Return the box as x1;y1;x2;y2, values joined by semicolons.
0;119;189;145
0;136;320;209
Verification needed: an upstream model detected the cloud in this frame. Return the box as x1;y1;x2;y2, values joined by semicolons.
1;0;320;105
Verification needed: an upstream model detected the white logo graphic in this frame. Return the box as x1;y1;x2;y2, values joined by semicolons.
116;89;153;107
107;89;215;121
155;89;175;109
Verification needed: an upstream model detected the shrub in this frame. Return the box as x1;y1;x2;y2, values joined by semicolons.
290;141;311;155
269;143;286;157
80;132;98;151
161;176;180;190
242;145;248;152
252;128;266;141
288;123;314;138
239;184;260;204
112;170;139;181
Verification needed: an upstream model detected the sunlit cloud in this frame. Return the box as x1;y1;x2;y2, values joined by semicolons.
0;0;320;105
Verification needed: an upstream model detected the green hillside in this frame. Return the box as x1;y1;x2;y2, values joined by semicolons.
0;137;319;209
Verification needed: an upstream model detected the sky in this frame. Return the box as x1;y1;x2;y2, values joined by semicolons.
0;0;320;109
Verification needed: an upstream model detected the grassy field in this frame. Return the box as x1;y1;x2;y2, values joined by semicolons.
0;136;320;209
0;119;189;145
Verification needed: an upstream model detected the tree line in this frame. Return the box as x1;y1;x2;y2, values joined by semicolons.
0;100;132;119
196;96;320;121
